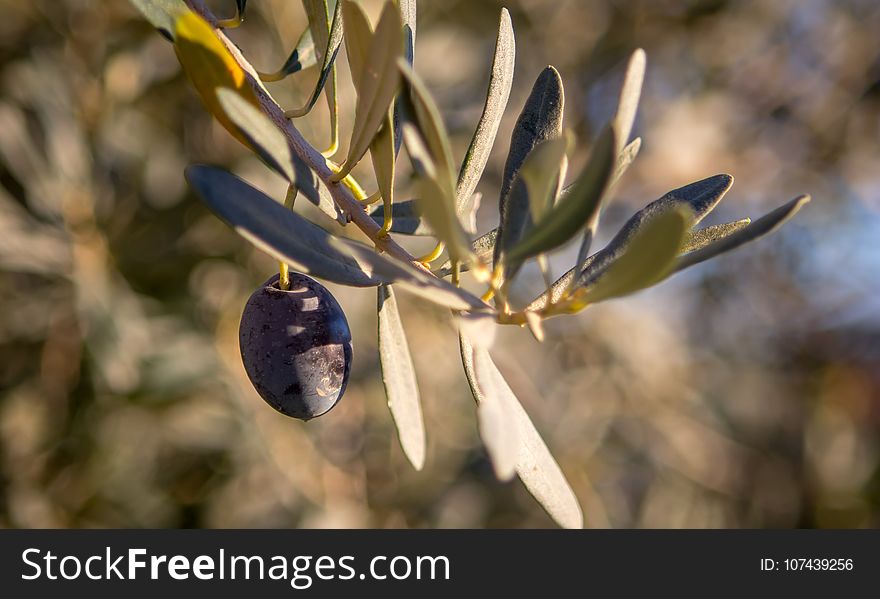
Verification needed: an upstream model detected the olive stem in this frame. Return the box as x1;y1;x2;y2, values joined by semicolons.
278;183;297;290
184;0;433;276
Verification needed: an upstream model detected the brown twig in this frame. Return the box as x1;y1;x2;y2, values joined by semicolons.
184;0;431;274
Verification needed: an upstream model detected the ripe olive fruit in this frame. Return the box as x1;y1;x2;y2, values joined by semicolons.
239;273;352;420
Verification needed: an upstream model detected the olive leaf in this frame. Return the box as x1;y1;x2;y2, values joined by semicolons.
370;112;396;227
284;0;343;119
456;8;515;214
331;239;489;312
494;66;564;268
173;10;263;148
576;173;734;287
504;126;616;266
571;49;646;278
398;61;474;263
572;135;642;272
436;227;497;277
369;200;432;235
335;1;403;179
342;1;396;223
261;27;317;81
460;334;583;528
674;195;810;273
681;218;750;254
526;173;735;311
378;285;426;471
187;165;489;311
216;88;295;182
216;88;344;223
399;0;417;58
468;339;519;481
613;48;646;152
577;205;693;305
186;165;382;286
302;0;338;152
393;0;417;157
128;0;188;41
495;135;570;285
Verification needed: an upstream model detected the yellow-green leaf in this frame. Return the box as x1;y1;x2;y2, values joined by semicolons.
336;1;403;179
580;205;693;304
173;10;261;147
504;126;616;266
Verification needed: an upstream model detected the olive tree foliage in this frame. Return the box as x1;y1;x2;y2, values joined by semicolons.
129;0;808;528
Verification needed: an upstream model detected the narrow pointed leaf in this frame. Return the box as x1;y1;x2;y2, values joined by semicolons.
398;63;473;262
576;173;734;286
456;8;515;213
128;0;188;40
436;227;497;277
460;335;583;528
369;200;431;235
186;165;382;286
378;285;426;470
681;218;750;254
572;136;642;273
336;1;403;178
578;205;693;304
331;238;489;311
496;136;569;282
414;176;474;262
674;195;809;272
302;0;338;152
262;26;316;80
341;0;372;86
571;48;647;282
173;11;261;147
216;88;295;182
285;0;343;117
504;126;616;266
216;89;343;223
613;49;645;151
527;174;737;310
393;0;417;156
398;62;456;181
494;66;564;266
472;348;519;481
186;165;489;311
370;111;396;222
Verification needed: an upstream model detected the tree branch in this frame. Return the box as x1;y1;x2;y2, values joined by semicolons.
184;0;430;274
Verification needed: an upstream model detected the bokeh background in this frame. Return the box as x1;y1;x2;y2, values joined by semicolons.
1;0;878;528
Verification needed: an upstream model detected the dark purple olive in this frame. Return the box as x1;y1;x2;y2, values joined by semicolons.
238;273;352;420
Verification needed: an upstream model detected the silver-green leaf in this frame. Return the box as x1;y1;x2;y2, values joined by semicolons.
674;195;809;272
186;165;383;286
504;126;616;266
378;285;426;471
456;8;515;214
494;66;564;267
576;173;734;287
579;205;693;304
284;0;343;119
336;1;403;179
460;334;583;528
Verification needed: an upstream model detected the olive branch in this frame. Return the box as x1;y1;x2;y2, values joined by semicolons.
128;0;809;528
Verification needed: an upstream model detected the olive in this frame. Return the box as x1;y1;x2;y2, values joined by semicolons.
238;273;352;420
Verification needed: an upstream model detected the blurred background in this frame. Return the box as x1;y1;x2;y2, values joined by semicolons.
1;0;878;528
